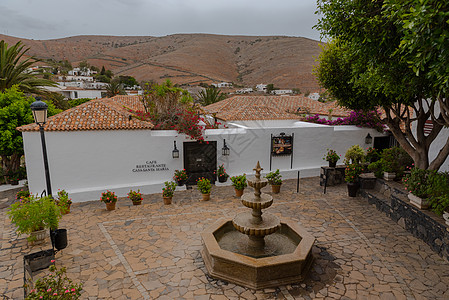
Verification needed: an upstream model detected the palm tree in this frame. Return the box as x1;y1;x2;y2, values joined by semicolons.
197;88;227;106
105;80;126;97
0;40;56;94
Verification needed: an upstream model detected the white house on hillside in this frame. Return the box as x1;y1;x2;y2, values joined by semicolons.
211;82;232;88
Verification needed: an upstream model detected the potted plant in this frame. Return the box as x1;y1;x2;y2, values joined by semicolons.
128;189;143;205
162;181;176;205
403;167;430;209
230;174;247;197
100;190;117;211
8;195;61;244
344;145;365;165
173;169;188;186
25;264;83;299
6;170;19;185
265;169;283;193
323;149;340;168
365;147;380;163
56;189;72;214
215;164;229;183
345;164;363;197
424;170;449;214
197;177;212;201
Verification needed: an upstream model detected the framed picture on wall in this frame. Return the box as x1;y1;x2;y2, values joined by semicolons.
271;134;293;156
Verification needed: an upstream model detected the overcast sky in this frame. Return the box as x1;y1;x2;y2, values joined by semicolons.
0;0;322;41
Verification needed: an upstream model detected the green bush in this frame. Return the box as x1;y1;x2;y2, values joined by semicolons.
402;168;431;198
426;171;449;215
367;147;412;178
230;174;247;190
265;169;282;185
344;145;365;164
8;196;61;241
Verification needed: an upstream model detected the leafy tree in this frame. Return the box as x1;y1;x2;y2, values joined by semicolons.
0;87;60;176
266;84;275;94
197;88;227;106
100;66;106;75
68;98;92;108
0;41;56;94
90;65;100;72
118;75;138;88
315;0;449;170
78;60;90;74
44;92;70;110
94;74;111;83
105;80;126;97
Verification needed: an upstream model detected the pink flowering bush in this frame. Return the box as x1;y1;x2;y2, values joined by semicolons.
305;110;386;132
402;167;431;198
100;190;117;204
345;164;363;183
25;263;82;299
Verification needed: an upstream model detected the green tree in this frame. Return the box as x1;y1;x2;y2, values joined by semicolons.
78;60;90;74
197;88;227;106
118;75;138;88
0;41;56;94
315;0;449;170
0;87;60;176
266;84;275;94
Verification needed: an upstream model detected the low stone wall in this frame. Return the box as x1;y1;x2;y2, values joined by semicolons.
360;179;449;261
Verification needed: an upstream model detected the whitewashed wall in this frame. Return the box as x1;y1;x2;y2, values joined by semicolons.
23;123;381;202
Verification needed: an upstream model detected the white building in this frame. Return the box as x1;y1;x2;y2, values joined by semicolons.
271;90;293;95
211;82;232;88
256;84;267;92
308;93;320;101
58;87;104;99
58;75;94;82
236;88;253;94
68;67;96;76
18;95;387;202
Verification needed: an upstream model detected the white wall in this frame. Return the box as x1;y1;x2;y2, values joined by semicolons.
23;125;381;202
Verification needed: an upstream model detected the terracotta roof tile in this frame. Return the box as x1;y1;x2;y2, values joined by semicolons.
18;96;153;132
204;95;350;121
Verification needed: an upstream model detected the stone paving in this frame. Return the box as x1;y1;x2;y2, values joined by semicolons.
1;178;449;299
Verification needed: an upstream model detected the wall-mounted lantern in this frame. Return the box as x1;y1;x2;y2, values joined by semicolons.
365;133;373;144
172;141;179;159
222;139;230;156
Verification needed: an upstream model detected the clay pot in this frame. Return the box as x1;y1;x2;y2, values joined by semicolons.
235;189;244;198
105;202;116;211
202;193;210;201
163;197;172;205
271;184;281;194
132;200;142;206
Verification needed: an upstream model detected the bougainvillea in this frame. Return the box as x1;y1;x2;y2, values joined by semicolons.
305;110;385;132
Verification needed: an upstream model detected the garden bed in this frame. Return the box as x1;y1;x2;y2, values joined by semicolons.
360;179;449;261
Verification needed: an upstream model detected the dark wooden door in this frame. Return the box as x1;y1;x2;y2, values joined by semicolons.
183;141;217;185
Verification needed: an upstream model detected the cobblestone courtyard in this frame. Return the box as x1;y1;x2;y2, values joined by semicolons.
1;178;449;299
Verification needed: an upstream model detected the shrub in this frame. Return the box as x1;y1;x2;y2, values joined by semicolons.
25;264;82;299
230;174;247;190
100;191;117;204
8;196;61;241
215;164;229;180
365;147;380;163
323;149;340;163
344;145;365;164
16;189;30;200
56;189;72;214
173;169;188;182
162;181;177;197
345;164;363;183
127;189;142;203
402;167;431;198
426;171;449;215
197;178;211;194
368;147;412;177
265;169;282;185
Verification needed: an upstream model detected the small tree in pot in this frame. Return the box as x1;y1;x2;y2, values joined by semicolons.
128;189;143;206
345;164;363;197
162;181;177;205
230;174;247;197
323;149;340;167
197;177;212;201
100;191;118;211
265;169;283;194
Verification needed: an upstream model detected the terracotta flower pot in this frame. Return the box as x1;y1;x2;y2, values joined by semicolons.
163;197;172;205
132;200;142;206
271;184;281;194
105;202;116;211
235;189;244;197
201;193;210;201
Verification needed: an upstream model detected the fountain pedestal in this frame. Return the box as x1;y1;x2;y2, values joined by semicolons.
201;162;315;289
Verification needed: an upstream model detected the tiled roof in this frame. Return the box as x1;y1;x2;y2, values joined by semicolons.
18;96;153;132
203;96;350;121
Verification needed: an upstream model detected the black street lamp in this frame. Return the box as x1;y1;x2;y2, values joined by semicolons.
30;97;52;197
365;133;373;145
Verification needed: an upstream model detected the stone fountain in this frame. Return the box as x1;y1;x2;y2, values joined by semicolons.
201;162;315;289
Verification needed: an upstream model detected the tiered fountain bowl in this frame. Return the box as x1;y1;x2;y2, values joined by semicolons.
201;162;315;290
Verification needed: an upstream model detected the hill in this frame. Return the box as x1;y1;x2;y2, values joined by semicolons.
0;34;323;91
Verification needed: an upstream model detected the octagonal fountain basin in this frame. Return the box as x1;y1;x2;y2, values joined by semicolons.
201;218;315;290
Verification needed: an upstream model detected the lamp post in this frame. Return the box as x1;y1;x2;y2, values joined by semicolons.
30;97;52;197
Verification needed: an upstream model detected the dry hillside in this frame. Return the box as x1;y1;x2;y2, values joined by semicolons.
0;33;323;91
